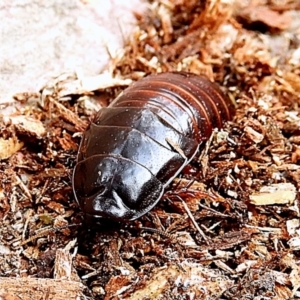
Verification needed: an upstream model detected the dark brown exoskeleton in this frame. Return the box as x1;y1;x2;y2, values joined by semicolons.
72;72;234;221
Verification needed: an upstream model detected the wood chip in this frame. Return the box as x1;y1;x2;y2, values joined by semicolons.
244;126;264;143
56;73;132;98
4;115;46;138
0;278;84;300
105;262;233;300
249;183;296;205
41;72;132;99
50;98;87;132
237;5;292;31
54;248;73;280
286;219;300;236
0;136;23;160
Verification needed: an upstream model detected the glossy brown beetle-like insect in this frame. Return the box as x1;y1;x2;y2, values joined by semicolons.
72;72;234;221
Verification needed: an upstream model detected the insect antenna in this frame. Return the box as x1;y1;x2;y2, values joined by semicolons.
139;226;174;239
12;223;82;248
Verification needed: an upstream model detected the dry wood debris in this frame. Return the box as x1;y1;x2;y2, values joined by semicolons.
1;0;300;299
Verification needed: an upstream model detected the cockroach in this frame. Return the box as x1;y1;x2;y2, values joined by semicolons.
72;72;234;221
